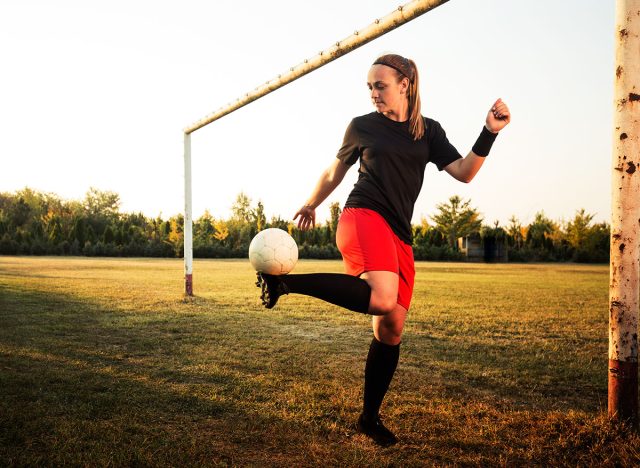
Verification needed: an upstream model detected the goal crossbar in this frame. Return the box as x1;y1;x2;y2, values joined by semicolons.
184;0;450;135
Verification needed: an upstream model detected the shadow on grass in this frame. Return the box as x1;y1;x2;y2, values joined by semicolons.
399;329;608;414
0;287;351;466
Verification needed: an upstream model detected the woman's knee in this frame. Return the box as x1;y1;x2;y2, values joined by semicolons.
368;293;397;315
373;305;407;344
375;322;404;345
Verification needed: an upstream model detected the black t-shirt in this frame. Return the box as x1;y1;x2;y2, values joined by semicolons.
336;112;462;244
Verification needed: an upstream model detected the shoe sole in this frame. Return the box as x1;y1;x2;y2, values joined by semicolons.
255;272;273;308
356;418;398;447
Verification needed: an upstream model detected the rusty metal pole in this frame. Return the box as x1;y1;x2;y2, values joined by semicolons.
609;0;640;427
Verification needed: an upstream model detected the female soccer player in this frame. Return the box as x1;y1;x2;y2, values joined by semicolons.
256;53;511;446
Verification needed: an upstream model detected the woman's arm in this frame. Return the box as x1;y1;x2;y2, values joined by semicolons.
444;98;511;183
294;158;351;230
444;152;487;183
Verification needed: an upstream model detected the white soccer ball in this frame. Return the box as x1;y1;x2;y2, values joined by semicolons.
249;228;298;275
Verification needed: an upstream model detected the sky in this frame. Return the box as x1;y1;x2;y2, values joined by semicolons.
1;0;615;228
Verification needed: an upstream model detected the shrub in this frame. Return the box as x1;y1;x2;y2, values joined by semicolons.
413;244;464;261
83;241;95;256
298;244;341;260
0;234;18;255
59;240;71;255
30;242;47;256
70;240;81;255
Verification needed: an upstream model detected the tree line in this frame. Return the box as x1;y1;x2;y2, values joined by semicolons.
0;188;609;262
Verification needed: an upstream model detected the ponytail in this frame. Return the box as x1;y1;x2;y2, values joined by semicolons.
406;59;424;141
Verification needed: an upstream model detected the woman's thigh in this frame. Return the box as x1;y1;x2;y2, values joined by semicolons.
361;270;399;315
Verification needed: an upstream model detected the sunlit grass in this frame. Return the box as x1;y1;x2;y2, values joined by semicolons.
1;256;638;466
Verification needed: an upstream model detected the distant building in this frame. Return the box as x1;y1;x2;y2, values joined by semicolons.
458;232;508;262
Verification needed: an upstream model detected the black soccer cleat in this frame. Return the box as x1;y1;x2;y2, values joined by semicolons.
356;413;398;447
255;272;290;309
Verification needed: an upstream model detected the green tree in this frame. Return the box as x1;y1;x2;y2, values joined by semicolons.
83;188;120;238
161;220;171;239
565;209;595;250
231;192;253;224
13;188;53;227
585;222;610;262
268;216;288;230
114;226;124;245
506;215;524;249
47;216;64;245
168;215;184;257
196;210;216;238
253;201;267;232
103;225;115;244
431;195;483;249
27;219;44;243
328;201;342;242
86;225;97;243
564;211;609;262
213;219;229;242
70;216;87;246
8;197;31;228
84;187;120;218
526;211;555;250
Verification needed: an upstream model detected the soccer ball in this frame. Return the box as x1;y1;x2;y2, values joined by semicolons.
249;228;298;275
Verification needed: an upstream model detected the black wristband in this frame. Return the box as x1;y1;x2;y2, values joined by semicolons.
472;126;498;157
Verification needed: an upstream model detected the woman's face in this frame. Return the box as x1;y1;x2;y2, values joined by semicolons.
367;64;409;116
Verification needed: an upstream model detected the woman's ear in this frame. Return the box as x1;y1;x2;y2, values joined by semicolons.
400;77;410;95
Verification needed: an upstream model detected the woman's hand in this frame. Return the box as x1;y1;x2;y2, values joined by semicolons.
486;98;511;133
293;160;350;231
293;205;316;231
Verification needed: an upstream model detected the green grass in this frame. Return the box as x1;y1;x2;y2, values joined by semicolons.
1;256;639;466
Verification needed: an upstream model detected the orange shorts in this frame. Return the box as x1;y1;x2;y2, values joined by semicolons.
335;207;415;310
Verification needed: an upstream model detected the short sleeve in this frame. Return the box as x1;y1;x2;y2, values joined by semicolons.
428;120;462;171
336;119;361;165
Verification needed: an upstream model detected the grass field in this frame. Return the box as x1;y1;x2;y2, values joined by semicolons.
1;256;639;466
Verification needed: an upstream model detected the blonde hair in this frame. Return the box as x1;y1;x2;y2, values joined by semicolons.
372;54;424;140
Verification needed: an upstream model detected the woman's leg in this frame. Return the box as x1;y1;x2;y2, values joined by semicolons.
364;303;407;418
361;270;400;316
356;304;406;446
256;269;398;315
357;240;412;446
372;302;407;346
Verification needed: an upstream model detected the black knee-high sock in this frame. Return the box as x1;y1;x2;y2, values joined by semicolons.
279;273;370;313
363;337;400;420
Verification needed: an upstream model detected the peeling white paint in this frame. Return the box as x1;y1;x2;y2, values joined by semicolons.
610;0;640;363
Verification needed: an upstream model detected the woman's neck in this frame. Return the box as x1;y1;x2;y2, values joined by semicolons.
382;102;409;122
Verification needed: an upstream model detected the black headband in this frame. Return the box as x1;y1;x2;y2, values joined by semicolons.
373;57;414;83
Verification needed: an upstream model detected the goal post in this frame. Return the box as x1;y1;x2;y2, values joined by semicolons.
184;132;193;296
609;0;640;427
182;0;451;296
